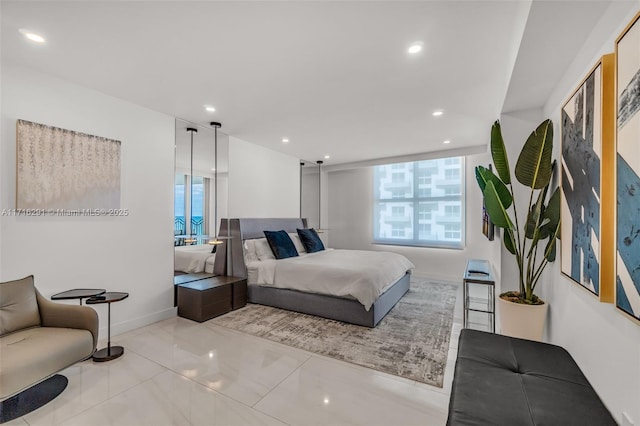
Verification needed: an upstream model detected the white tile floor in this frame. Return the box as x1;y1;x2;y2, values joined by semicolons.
9;284;463;426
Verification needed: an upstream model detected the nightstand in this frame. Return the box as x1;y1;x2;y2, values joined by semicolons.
177;276;247;322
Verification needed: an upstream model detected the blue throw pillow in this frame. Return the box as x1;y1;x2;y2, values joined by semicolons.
264;230;299;259
297;228;325;253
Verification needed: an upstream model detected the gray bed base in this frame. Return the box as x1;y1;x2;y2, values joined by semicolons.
248;272;410;327
213;218;411;327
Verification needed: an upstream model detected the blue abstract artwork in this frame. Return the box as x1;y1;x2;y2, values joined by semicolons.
561;65;601;295
617;18;640;321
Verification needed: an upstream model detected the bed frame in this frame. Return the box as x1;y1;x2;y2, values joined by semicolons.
212;218;410;327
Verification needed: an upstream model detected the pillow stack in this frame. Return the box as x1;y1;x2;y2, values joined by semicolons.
262;228;325;259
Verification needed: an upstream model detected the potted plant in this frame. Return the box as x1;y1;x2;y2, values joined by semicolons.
476;119;560;341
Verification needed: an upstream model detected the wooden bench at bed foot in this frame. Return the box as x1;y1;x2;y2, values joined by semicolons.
447;329;616;426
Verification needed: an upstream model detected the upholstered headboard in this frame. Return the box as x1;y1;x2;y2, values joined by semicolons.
212;218;308;277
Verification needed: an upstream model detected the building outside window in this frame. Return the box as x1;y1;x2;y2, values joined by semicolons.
392;172;404;183
373;157;465;248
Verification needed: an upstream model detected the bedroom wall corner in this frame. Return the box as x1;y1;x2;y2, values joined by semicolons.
227;136;300;218
0;64;176;339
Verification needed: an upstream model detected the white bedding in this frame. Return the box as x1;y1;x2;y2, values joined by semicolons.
246;248;414;311
174;245;216;273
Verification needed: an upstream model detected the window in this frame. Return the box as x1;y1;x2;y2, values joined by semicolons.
444;224;461;240
373;157;465;248
445;205;460;217
418;187;431;197
418;204;432;221
191;176;206;235
418;172;431;185
391;189;407;199
445;168;460;179
392;172;404;183
391;224;405;237
418;223;431;240
174;175;186;236
174;174;209;241
445;158;460;166
392;206;405;216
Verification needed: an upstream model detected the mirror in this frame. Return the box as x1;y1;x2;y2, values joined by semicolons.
300;160;319;228
174;118;229;277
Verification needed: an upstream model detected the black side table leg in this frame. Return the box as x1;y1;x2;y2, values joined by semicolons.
93;302;124;362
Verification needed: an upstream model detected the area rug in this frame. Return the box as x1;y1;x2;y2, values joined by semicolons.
210;278;458;387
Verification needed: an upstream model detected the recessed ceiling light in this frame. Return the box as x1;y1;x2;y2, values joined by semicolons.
443;140;451;144
408;41;423;54
282;138;289;143
432;110;444;117
324;155;331;159
204;105;216;112
211;168;216;171
19;29;46;44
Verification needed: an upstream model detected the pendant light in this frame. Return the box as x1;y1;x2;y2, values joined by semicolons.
184;127;198;244
317;160;325;233
208;121;224;247
300;161;305;218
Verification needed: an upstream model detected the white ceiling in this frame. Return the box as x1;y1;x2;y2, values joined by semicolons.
0;1;627;165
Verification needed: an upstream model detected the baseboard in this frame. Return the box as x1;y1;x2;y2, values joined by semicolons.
98;307;177;339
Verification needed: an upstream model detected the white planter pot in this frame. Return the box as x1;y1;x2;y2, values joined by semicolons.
498;297;548;341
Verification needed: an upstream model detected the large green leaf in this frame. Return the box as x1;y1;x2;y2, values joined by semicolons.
544;223;560;261
482;180;514;229
475;166;487;192
542;189;561;261
476;166;512;209
525;184;548;239
515;119;554;189
543;187;560;230
491;120;511;185
504;230;516;255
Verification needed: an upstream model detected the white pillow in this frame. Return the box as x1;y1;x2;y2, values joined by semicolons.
243;239;258;263
254;238;276;261
288;233;307;254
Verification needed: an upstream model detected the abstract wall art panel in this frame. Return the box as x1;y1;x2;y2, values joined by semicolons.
616;13;640;321
561;63;602;296
16;120;121;210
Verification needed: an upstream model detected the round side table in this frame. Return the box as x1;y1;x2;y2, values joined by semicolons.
86;292;129;362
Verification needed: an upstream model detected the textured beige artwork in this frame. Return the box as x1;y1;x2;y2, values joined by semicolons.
17;119;121;209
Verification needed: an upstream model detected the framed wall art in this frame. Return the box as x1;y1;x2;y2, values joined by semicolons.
16;119;121;210
616;12;640;321
560;54;615;302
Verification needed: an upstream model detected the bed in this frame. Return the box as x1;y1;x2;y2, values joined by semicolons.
174;245;216;273
212;218;414;327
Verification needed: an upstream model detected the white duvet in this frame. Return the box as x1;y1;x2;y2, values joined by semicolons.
174;245;215;273
247;249;414;311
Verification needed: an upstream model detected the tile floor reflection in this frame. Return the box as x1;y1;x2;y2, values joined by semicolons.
11;282;462;426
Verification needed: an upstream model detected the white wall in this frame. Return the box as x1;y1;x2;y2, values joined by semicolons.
0;65;176;338
227;136;300;218
536;3;640;423
327;153;501;283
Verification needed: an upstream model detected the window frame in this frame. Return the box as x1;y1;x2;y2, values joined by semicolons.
373;157;466;249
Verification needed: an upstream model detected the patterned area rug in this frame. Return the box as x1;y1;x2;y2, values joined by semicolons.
210;278;458;387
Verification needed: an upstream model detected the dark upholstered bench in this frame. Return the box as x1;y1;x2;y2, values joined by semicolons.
447;329;616;426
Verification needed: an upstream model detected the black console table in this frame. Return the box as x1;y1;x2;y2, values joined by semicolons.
463;259;495;332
